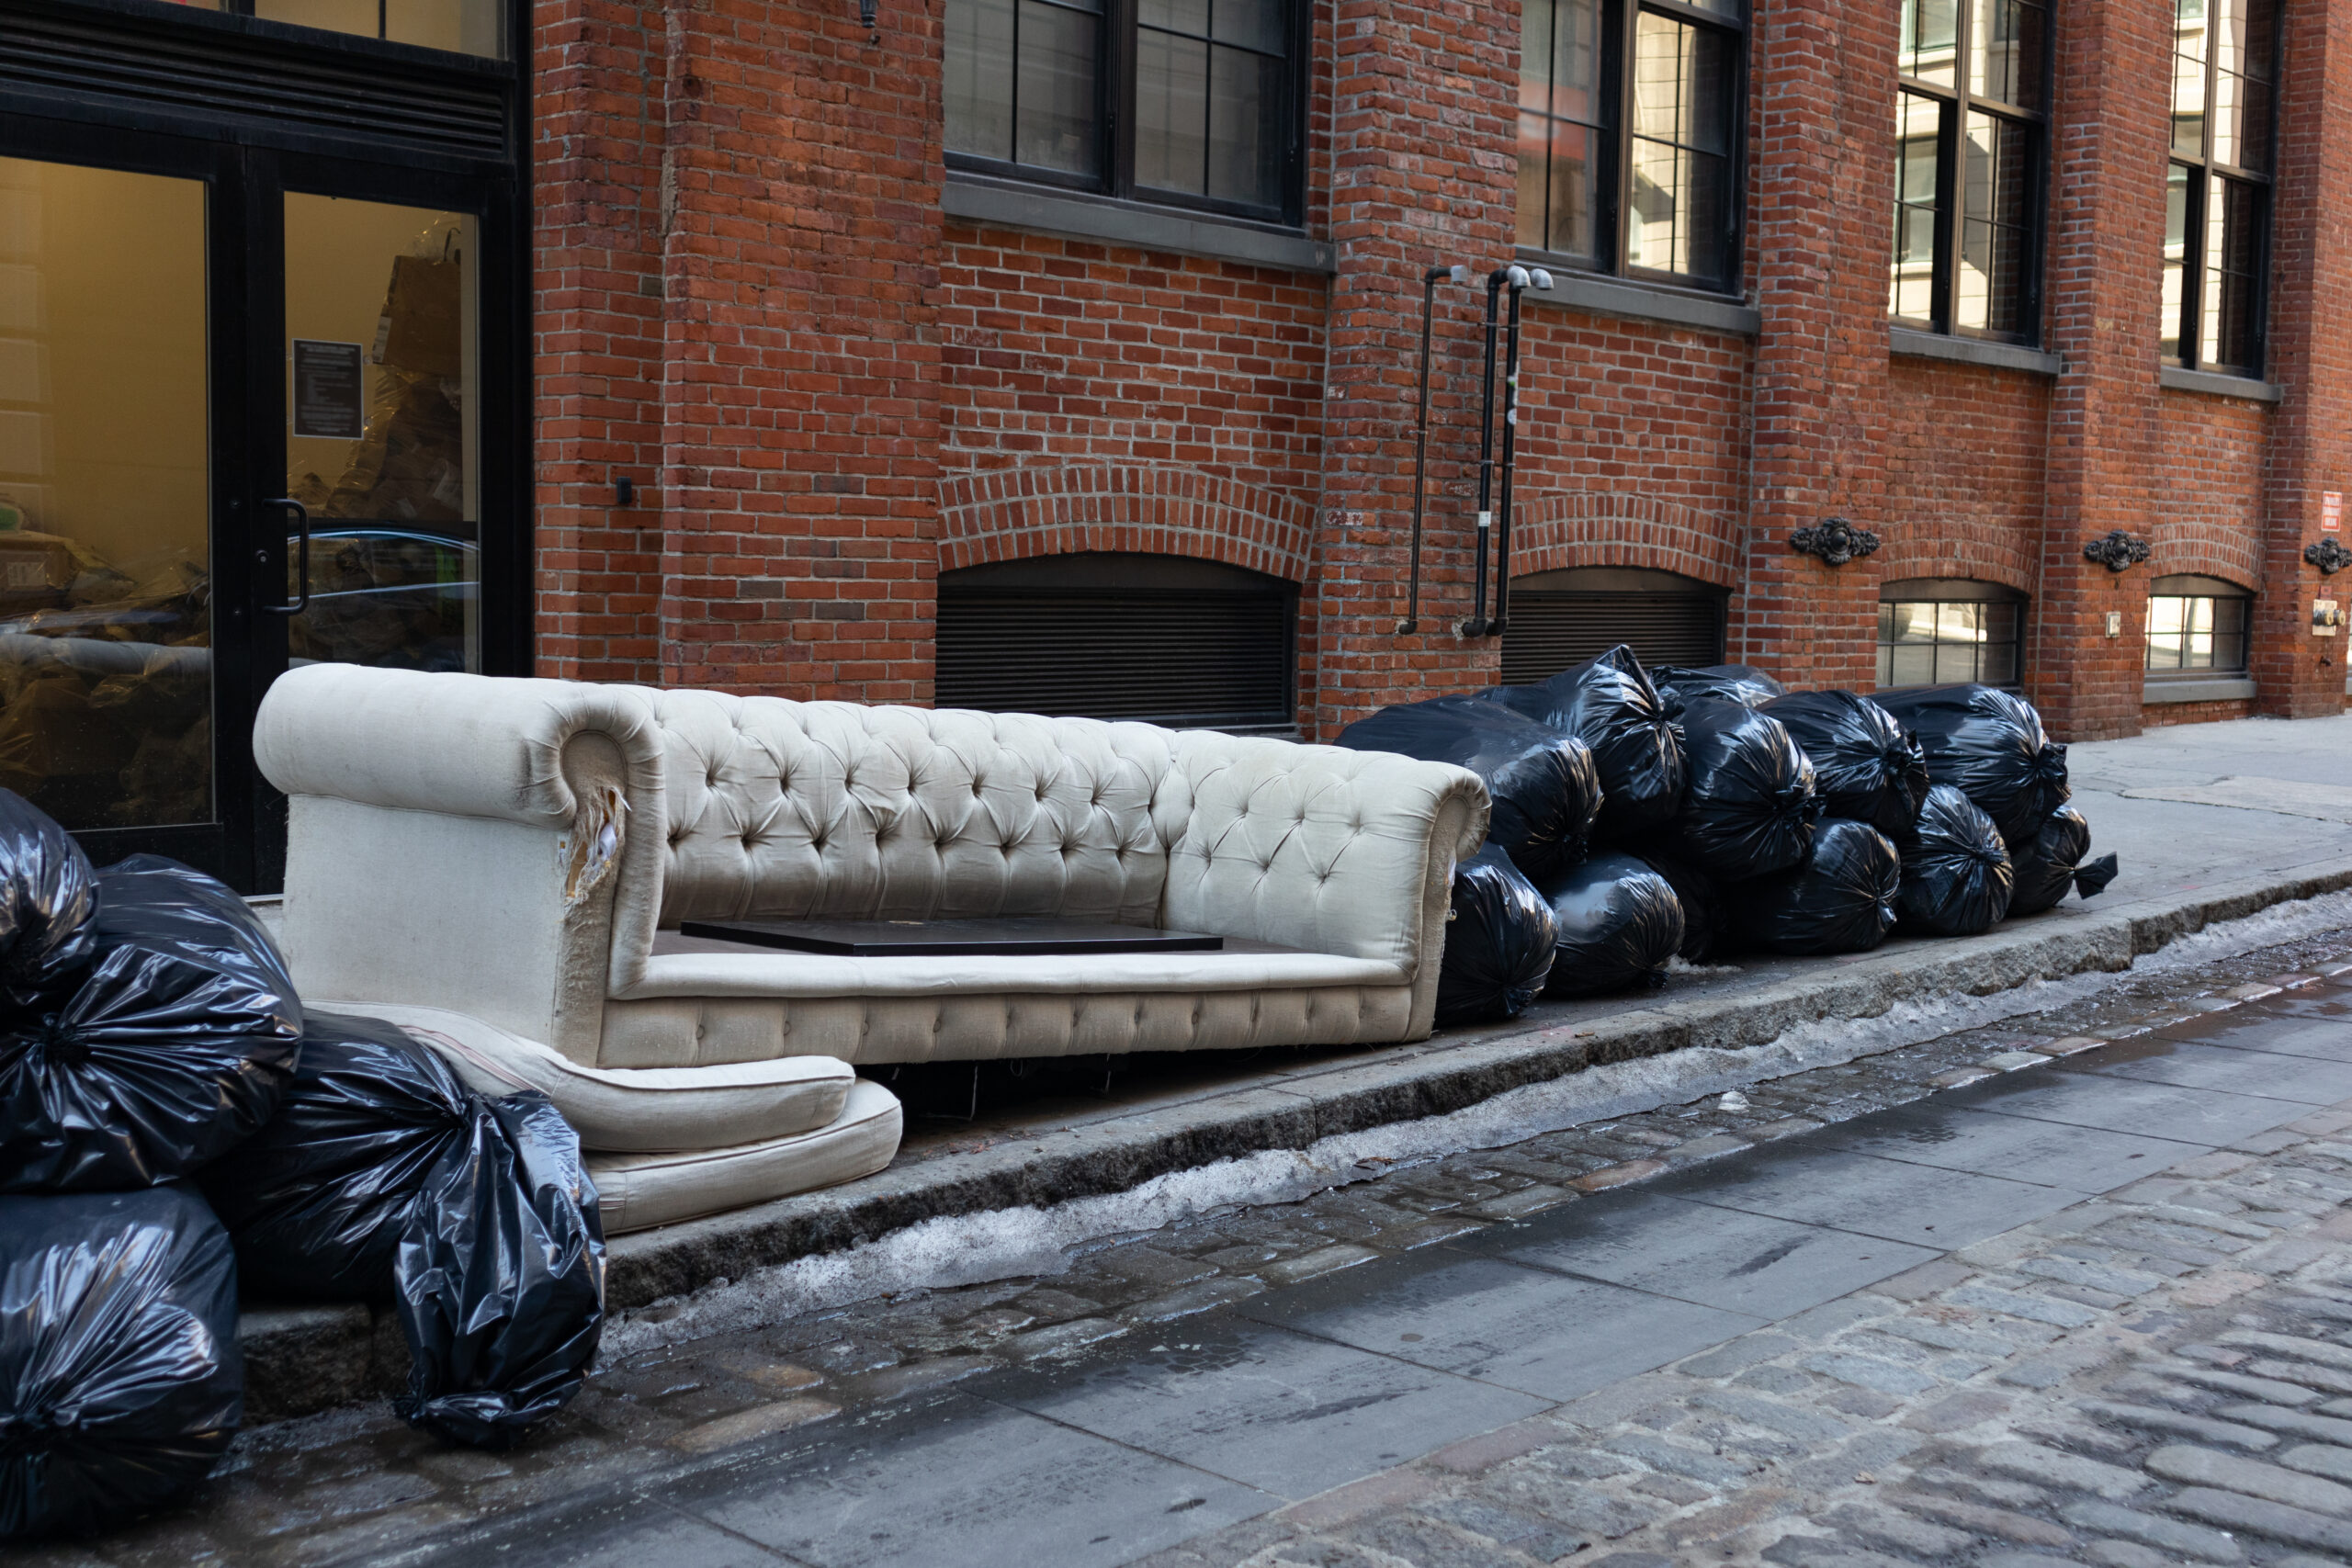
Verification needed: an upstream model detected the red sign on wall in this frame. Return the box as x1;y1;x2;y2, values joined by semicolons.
2325;491;2344;532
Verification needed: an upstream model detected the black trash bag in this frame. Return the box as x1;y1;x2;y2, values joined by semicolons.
1872;684;2069;848
199;1011;605;1448
1483;645;1685;840
395;1092;605;1448
1539;852;1684;997
0;789;95;1006
0;855;302;1194
2007;804;2120;916
1435;845;1558;1027
1654;664;1786;715
1668;697;1821;881
1632;851;1727;964
1336;696;1602;884
200;1010;481;1303
1762;690;1931;839
0;1184;242;1540
1729;819;1902;956
1895;784;2015;937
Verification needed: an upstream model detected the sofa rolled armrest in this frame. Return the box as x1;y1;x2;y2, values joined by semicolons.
254;664;665;831
254;666;672;1061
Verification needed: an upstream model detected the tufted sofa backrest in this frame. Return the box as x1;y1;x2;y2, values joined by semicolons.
648;693;1187;928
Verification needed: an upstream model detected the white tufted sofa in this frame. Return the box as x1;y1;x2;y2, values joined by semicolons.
254;666;1489;1069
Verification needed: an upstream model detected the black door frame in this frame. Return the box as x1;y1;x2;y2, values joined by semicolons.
0;0;526;892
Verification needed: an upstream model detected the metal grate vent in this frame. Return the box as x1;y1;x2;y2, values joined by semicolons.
1500;592;1725;684
1;1;511;163
937;581;1296;735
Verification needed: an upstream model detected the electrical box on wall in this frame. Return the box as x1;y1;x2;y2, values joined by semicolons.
2316;599;2342;637
2104;611;2121;637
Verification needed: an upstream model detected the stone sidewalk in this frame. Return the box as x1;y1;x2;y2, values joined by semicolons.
33;902;2352;1566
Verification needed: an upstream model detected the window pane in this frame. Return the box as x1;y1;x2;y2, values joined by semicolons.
2211;0;2276;171
2199;174;2260;368
945;0;1017;160
1957;110;2030;336
1890;642;1937;686
1017;0;1102;175
1969;0;2045;111
1207;43;1285;208
1625;14;1731;281
1519;0;1600;256
1877;644;1895;687
1894;601;1937;643
1935;601;1981;643
257;0;502;57
1890;92;1941;321
1135;28;1206;190
2163;163;2189;360
1900;0;1958;85
1211;0;1284;52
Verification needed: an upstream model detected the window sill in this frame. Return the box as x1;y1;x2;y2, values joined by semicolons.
2143;676;2256;705
1890;327;2064;376
1514;255;1760;335
942;175;1334;274
2159;366;2283;402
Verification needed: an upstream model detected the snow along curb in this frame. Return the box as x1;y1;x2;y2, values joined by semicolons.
238;856;2352;1410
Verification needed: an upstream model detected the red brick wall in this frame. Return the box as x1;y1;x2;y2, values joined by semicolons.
527;0;2351;739
2142;697;2256;728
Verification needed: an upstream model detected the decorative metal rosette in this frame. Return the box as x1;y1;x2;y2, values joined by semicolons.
2305;538;2352;575
2083;530;2153;572
1790;518;1883;568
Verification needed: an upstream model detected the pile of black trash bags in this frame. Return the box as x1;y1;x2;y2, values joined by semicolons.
1340;650;2118;1026
0;793;605;1540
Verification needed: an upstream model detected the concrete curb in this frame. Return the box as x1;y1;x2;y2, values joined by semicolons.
235;854;2352;1421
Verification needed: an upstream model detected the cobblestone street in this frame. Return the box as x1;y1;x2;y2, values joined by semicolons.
28;924;2352;1568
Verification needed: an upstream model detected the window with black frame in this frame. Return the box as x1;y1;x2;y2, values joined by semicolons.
1517;0;1747;292
2165;0;2278;376
944;0;1301;223
2144;574;2253;675
1877;580;2026;689
1889;0;2049;342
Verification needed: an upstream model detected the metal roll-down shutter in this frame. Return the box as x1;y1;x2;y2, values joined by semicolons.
1500;567;1727;683
936;553;1299;735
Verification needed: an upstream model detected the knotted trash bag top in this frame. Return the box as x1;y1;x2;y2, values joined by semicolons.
1435;844;1558;1028
0;1184;242;1540
0;853;302;1194
1633;850;1727;964
1896;784;2016;937
1668;697;1822;881
1653;664;1787;716
1483;644;1685;840
1729;818;1903;956
1762;690;1931;839
0;789;95;1007
200;1011;605;1449
1538;852;1684;998
1872;683;2069;848
1336;695;1602;885
2007;803;2119;917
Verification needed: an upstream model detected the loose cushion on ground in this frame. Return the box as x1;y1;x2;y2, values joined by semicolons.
328;1001;853;1153
584;1078;902;1234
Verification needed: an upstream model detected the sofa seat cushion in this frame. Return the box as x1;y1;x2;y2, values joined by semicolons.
626;931;1407;998
586;1078;902;1234
599;981;1417;1066
331;1000;854;1153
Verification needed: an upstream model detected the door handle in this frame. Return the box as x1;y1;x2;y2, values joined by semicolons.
262;497;311;615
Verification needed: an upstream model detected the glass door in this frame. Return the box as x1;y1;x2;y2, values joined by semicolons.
278;191;483;678
0;149;232;864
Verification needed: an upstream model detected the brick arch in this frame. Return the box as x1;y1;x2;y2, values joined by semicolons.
937;464;1315;581
1504;491;1741;588
1871;524;2036;597
2149;517;2262;590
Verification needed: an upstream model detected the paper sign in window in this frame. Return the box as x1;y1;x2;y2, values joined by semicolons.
291;338;365;440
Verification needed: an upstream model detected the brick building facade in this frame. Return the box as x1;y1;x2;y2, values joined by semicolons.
527;0;2352;744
